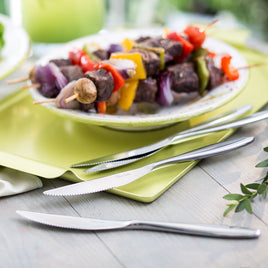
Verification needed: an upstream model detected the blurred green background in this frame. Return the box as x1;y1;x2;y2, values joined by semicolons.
164;0;268;41
0;0;267;41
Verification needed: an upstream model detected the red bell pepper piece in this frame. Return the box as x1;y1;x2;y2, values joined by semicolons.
96;101;106;114
95;62;125;92
80;54;96;72
221;54;239;81
69;48;85;65
183;25;206;49
166;32;194;62
208;51;216;58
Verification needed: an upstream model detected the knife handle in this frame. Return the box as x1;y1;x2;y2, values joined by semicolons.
152;136;254;169
127;221;261;238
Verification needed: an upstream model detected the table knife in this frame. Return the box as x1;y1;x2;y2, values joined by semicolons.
16;210;260;239
44;136;254;196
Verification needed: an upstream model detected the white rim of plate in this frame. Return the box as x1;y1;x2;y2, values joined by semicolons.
0;14;30;80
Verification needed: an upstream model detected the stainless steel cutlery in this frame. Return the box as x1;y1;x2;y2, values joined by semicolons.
81;109;268;173
44;136;254;196
71;104;253;168
71;106;268;173
16;210;261;239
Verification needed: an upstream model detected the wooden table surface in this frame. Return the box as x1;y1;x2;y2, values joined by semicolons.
1;56;268;268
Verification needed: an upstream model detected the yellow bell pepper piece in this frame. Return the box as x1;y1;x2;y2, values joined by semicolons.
118;80;139;111
120;38;136;52
110;52;146;80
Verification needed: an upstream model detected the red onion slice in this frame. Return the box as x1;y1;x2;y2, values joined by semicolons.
34;64;59;98
34;63;68;98
48;62;68;90
157;72;174;106
107;44;123;55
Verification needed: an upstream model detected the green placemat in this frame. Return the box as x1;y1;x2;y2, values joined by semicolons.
0;29;267;202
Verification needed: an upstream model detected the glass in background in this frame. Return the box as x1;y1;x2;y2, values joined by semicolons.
8;0;105;43
106;0;169;30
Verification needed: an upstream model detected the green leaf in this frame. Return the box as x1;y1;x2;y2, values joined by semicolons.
235;200;246;212
257;183;267;194
263;172;268;181
223;203;237;216
262;187;267;198
245;183;260;190
240;183;252;195
256;159;268;167
223;193;244;201
264;147;268;153
244;199;253;214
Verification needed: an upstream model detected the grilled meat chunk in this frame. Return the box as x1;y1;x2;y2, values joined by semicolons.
134;78;158;103
130;48;161;76
49;59;72;67
60;65;84;82
138;37;183;61
205;57;224;90
92;49;109;61
135;36;151;43
85;69;114;102
167;62;199;93
80;103;96;112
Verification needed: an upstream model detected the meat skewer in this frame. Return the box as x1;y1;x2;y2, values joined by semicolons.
21;83;41;90
7;20;264;115
7;77;28;84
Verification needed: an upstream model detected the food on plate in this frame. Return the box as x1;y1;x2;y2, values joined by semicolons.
10;22;247;115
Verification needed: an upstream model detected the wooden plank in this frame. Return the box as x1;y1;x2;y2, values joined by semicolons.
0;179;123;268
199;114;268;224
53;166;268;268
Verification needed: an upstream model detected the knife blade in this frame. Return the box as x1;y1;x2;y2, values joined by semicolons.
16;210;261;238
44;136;254;196
71;104;252;168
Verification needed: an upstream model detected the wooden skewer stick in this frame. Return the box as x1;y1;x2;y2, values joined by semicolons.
65;93;78;104
201;19;219;32
7;77;29;84
20;83;41;90
237;63;264;70
33;99;56;105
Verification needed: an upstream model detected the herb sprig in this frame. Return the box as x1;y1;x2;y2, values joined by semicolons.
223;147;268;216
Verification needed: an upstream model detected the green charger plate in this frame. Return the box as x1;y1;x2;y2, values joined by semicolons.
0;29;267;202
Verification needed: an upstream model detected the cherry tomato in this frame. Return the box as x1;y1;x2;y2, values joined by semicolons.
166;32;194;62
184;25;206;49
80;54;96;72
221;54;239;81
69;48;85;65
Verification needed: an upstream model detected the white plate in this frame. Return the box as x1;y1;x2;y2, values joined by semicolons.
0;14;30;80
30;28;248;131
